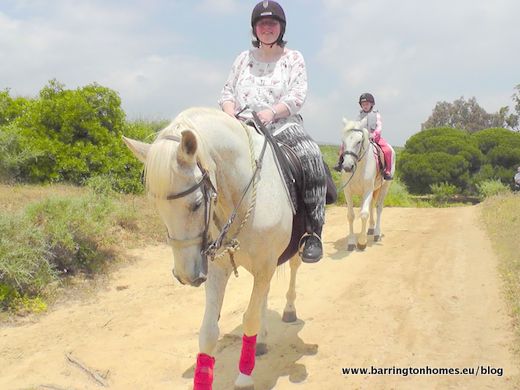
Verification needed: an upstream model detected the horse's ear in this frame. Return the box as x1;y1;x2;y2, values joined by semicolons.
122;136;150;163
177;130;198;165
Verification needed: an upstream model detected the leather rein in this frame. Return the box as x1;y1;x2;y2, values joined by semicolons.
159;118;268;276
338;128;369;191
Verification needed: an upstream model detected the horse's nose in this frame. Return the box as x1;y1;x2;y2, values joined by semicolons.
172;268;186;285
191;274;207;287
343;164;354;172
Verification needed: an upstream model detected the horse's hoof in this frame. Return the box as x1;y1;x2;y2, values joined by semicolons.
256;342;268;356
357;243;367;250
367;228;375;235
347;244;356;251
235;373;254;389
282;311;297;323
374;235;380;242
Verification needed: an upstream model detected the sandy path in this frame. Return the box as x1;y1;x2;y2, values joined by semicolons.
0;206;517;390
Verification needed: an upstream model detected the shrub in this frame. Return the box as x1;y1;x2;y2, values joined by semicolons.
477;179;511;199
3;80;145;193
430;182;458;205
398;128;480;194
0;212;55;308
24;194;116;275
384;179;414;207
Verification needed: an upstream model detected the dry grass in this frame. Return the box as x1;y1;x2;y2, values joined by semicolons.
481;193;520;354
0;183;167;317
0;183;164;246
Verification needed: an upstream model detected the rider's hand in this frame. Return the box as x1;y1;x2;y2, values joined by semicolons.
222;101;236;117
257;109;275;125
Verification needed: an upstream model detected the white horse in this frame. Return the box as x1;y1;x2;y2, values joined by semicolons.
338;118;395;251
123;107;305;390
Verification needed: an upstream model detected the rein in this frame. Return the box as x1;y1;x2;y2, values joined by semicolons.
160;121;268;277
338;128;368;191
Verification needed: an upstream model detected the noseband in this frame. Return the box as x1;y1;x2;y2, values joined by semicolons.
340;128;367;162
158;124;268;277
338;128;368;191
161;135;217;275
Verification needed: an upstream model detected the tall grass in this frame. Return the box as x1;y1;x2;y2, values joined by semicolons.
481;193;520;353
0;180;162;312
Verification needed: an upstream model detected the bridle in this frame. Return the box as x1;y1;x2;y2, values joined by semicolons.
338;128;369;191
161;135;217;276
340;128;368;162
158;121;268;277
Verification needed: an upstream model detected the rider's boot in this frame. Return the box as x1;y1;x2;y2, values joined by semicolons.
300;232;323;263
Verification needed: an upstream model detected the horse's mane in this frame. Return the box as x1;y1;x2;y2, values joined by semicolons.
144;107;240;199
342;117;368;137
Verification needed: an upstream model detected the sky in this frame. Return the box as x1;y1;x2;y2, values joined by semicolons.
1;0;519;146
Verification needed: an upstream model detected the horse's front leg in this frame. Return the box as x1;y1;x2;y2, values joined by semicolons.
282;255;301;323
344;191;356;251
234;268;275;390
367;193;377;236
256;285;269;356
194;262;231;390
374;182;391;241
357;189;374;250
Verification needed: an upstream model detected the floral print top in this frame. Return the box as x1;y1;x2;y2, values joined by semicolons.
219;48;308;130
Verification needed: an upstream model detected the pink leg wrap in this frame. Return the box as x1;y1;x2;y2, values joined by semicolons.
194;353;215;390
239;334;257;376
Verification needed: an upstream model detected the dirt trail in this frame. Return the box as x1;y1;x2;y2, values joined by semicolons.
0;206;518;390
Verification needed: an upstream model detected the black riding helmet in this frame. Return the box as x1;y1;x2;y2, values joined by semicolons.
251;1;287;47
359;93;375;105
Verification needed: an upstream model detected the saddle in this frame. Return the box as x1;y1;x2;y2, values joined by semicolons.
248;116;337;265
371;140;386;173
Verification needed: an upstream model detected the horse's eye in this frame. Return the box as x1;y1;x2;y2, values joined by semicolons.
191;200;202;212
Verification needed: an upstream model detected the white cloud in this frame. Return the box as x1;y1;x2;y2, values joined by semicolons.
314;0;520;144
2;0;519;147
196;0;241;14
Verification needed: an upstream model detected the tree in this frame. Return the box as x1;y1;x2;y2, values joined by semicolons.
472;127;520;183
421;97;505;133
506;84;520;131
2;80;143;192
397;127;482;194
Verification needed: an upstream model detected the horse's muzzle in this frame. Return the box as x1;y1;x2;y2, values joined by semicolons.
172;268;207;287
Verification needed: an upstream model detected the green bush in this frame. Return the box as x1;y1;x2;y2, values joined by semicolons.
384;179;415;206
477;179;511;198
398;126;520;194
1;81;144;193
124;118;167;142
399;151;470;194
24;194;116;275
0;213;55;304
0;186;146;312
0;126;44;183
430;182;458;205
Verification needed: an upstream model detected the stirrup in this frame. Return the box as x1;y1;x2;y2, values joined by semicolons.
298;232;323;263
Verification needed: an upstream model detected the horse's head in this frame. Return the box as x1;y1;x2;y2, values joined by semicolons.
124;128;215;287
339;117;369;172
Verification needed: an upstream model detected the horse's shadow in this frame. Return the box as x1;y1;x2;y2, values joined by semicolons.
182;309;317;389
328;233;384;260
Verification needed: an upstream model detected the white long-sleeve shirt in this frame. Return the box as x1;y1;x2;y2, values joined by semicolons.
219;48;308;130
